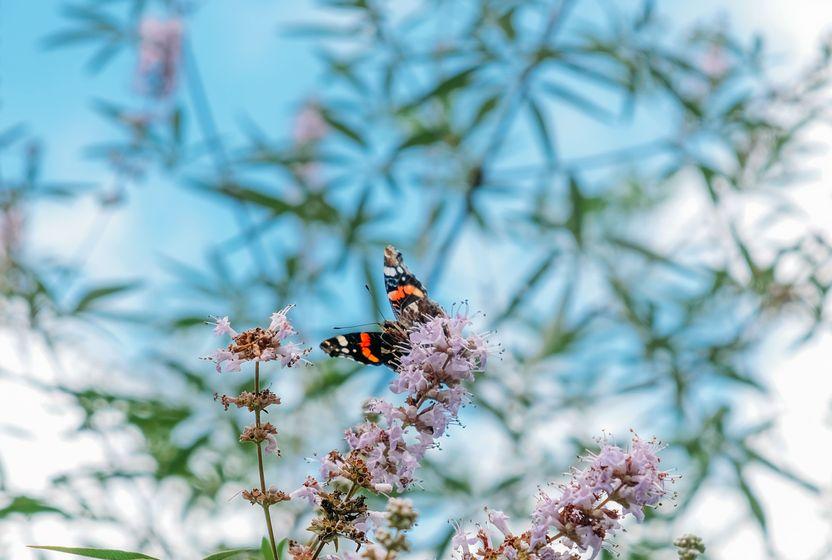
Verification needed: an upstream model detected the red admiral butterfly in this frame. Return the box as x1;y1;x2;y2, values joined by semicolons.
320;245;445;368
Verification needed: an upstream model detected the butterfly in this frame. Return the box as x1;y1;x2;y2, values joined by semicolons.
319;245;445;368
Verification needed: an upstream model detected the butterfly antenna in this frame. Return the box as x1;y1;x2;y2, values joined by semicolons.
365;283;387;325
333;322;378;330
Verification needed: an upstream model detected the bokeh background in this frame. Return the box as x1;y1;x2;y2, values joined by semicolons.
1;1;831;559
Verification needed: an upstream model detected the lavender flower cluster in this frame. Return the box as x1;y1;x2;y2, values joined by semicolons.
453;435;670;560
209;305;310;373
321;312;489;492
136;18;183;99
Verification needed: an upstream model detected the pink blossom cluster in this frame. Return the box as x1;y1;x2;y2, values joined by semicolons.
0;206;23;261
293;100;328;145
453;435;669;560
208;305;309;373
323;312;489;492
136;17;183;98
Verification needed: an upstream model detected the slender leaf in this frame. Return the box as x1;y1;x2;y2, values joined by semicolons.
202;549;260;560
28;547;159;560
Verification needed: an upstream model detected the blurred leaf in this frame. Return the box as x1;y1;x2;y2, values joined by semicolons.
468;94;500;132
202;549;260;560
397;127;447;151
742;446;820;494
495;249;558;323
260;538;275;560
72;282;140;313
320;111;366;147
732;461;767;534
0;496;70;519
27;547;159;560
527;98;556;164
496;7;517;40
402;66;479;110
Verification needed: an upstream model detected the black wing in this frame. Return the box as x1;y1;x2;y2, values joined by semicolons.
383;245;428;319
319;331;398;366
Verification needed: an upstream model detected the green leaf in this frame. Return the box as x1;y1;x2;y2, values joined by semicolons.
566;175;584;245
468;94;500;131
495;249;558;323
403;66;478;110
72;282;139;313
0;496;69;519
496;7;516;40
276;539;287;560
396;127;446;151
28;546;159;560
260;538;275;560
732;462;767;533
320;111;365;147
527;98;556;165
202;549;260;560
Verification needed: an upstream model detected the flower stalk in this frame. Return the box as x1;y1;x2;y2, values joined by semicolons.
254;362;279;560
209;306;309;559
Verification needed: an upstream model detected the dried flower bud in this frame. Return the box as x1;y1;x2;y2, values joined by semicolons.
215;389;281;411
288;541;314;560
373;527;408;553
242;486;290;507
240;422;280;455
674;534;706;560
386;498;417;531
308;490;369;545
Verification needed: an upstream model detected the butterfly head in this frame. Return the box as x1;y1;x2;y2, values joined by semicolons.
384;245;404;268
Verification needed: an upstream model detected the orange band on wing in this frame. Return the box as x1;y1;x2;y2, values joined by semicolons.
359;332;380;362
362;348;380;363
387;285;425;302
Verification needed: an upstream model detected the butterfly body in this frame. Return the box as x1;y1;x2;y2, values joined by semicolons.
320;245;445;368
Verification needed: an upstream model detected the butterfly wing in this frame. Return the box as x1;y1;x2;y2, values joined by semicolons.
319;331;398;366
383;245;428;319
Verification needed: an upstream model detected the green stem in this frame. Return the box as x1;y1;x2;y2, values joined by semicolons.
255;362;279;560
309;539;326;560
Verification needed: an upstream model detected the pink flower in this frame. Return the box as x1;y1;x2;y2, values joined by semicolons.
700;44;730;79
136;18;183;98
207;306;309;372
293;100;328;145
290;476;321;505
530;435;669;557
212;316;237;337
486;508;512;536
264;432;279;456
454;435;669;560
326;310;488;491
0;206;23;261
451;523;479;559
